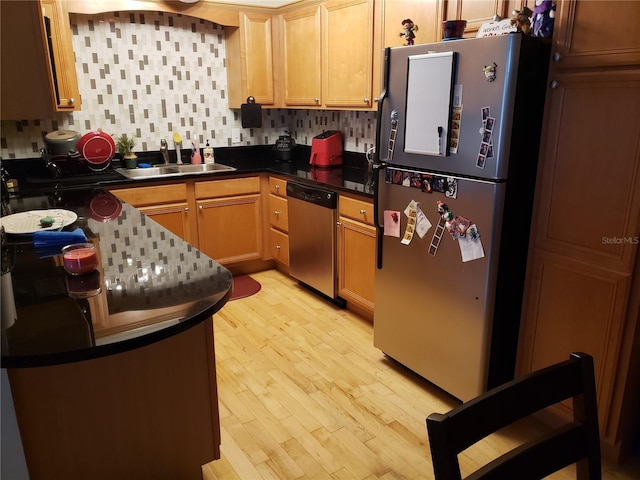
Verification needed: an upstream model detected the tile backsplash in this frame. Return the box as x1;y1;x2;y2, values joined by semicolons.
0;10;376;159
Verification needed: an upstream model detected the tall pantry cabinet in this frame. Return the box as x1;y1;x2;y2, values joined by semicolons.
517;0;640;464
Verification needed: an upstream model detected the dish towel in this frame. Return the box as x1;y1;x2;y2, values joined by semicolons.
33;227;87;249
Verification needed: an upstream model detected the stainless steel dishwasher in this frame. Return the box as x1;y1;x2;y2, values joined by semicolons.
286;181;339;300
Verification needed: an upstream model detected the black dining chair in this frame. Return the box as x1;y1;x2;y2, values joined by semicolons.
426;352;601;480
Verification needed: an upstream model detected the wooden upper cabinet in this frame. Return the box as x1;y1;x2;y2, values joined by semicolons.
532;69;640;272
226;11;275;108
322;0;374;109
1;0;80;120
382;0;441;47
282;5;322;107
551;0;640;69
444;0;510;37
41;0;80;111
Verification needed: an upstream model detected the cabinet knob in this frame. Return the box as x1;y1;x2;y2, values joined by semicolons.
336;221;341;226
314;97;320;103
274;210;280;216
184;207;189;212
374;98;379;103
198;205;203;211
550;80;559;89
553;52;562;62
276;245;281;250
360;209;366;214
68;98;75;105
275;184;280;190
363;98;370;105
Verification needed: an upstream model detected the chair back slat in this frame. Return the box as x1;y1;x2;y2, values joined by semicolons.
426;352;602;480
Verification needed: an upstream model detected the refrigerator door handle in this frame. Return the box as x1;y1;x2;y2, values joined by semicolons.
373;47;391;271
374;48;390;161
373;161;387;270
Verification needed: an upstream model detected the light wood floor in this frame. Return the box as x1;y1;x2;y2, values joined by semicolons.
203;269;640;480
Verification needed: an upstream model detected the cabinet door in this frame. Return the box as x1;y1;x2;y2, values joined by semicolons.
0;0;79;119
241;12;275;105
518;69;640;460
322;0;374;109
41;0;80;111
138;203;192;243
282;5;321;106
337;216;376;313
552;0;640;69
197;194;263;265
383;0;440;47
444;0;509;37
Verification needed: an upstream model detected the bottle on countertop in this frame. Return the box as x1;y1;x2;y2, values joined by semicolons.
191;134;202;165
203;140;214;164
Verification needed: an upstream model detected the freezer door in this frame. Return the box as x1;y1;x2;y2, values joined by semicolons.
377;34;549;181
373;177;505;402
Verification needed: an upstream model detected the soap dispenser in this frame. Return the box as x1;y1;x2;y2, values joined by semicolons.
203;140;214;164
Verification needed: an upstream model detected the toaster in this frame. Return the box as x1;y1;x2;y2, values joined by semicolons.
310;131;343;167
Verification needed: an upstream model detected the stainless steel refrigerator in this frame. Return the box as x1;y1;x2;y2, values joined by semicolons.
373;34;550;402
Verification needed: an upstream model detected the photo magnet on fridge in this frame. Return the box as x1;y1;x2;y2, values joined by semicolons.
383;210;401;238
421;174;433;193
432;176;446;193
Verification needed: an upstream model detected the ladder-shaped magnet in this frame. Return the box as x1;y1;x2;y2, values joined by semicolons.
428;216;446;256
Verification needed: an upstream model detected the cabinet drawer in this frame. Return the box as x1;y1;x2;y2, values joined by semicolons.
110;184;188;207
268;194;288;232
269;227;289;266
269;176;288;197
195;176;261;199
339;195;374;226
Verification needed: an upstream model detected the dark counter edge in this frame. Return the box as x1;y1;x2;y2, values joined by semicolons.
2;145;374;197
1;288;232;369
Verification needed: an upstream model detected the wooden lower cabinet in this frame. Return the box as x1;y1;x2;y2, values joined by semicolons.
267;176;290;267
111;179;378;320
196;194;263;264
195;177;263;265
337;195;376;316
109;183;192;243
8;318;220;480
137;202;192;243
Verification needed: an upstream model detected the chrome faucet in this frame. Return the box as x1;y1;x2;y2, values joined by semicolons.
160;139;170;164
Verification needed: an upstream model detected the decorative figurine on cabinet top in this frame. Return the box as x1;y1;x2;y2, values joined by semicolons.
400;18;418;45
510;5;533;35
531;0;556;38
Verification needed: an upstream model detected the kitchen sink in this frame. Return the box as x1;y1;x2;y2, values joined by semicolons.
115;163;236;179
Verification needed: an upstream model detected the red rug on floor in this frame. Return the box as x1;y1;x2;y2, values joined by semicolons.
229;275;261;301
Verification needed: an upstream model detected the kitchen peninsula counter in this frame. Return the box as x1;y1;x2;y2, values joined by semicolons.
1;187;232;480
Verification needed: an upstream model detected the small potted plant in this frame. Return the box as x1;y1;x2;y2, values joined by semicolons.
115;134;137;168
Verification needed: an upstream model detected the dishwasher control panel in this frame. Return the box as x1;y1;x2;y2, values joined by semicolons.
286;181;337;209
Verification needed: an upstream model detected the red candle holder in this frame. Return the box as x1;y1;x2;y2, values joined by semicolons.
66;270;101;298
61;243;98;275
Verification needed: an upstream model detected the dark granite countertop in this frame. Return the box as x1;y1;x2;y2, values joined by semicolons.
2;145;375;197
1;187;233;368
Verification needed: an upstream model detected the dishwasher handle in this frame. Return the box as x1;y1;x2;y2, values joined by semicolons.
286;181;337;209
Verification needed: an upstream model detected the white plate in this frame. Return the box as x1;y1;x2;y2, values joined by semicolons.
0;209;78;234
